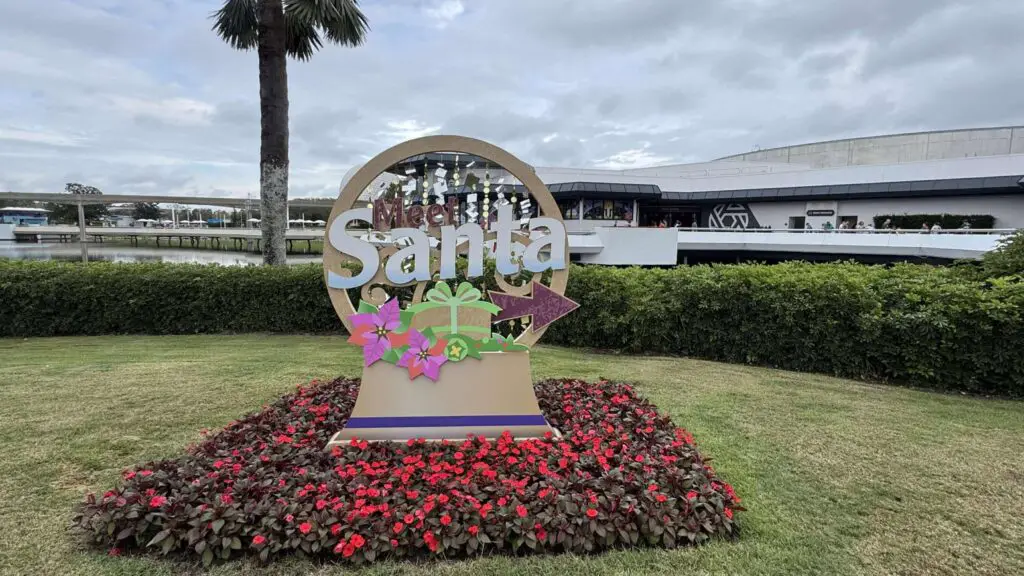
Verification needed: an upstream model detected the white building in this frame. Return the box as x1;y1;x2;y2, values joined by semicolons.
345;127;1022;264
537;126;1024;232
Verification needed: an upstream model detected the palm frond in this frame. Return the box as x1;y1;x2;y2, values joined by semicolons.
285;10;323;61
211;0;259;51
285;0;368;48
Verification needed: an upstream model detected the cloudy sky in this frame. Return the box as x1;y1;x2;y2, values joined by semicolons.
1;0;1022;198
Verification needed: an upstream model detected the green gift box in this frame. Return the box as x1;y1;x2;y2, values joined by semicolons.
406;282;500;337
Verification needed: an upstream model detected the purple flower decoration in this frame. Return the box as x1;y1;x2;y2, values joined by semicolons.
397;330;448;381
347;299;401;366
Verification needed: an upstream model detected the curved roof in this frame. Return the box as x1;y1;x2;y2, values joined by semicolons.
717;126;1024;169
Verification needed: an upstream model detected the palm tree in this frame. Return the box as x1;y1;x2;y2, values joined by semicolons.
212;0;368;265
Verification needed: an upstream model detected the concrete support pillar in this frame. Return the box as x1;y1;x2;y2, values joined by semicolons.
77;201;88;263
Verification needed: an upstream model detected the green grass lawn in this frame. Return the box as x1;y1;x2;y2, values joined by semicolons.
0;335;1022;576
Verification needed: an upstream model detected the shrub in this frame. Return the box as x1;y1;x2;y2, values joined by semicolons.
73;377;741;565
2;260;1022;395
544;262;1024;396
982;230;1024;278
872;214;995;230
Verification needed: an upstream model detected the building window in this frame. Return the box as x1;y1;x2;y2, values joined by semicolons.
558;200;579;219
582;199;632;220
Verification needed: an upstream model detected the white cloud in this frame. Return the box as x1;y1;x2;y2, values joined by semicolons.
0;0;1022;197
108;96;216;127
380;120;441;142
424;0;465;28
0;126;87;147
594;145;673;170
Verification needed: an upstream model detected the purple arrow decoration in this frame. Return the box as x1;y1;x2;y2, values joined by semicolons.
489;282;580;332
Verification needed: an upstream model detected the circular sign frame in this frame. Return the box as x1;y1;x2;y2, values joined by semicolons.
323;135;569;349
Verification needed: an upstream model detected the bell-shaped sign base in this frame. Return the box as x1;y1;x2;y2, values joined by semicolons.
326;352;555;446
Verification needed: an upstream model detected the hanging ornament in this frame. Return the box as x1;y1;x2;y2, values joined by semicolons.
433;164;448;200
519;193;532;228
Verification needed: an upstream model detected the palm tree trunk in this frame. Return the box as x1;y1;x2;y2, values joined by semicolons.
257;0;289;265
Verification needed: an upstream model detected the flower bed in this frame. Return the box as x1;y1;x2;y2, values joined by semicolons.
74;378;742;565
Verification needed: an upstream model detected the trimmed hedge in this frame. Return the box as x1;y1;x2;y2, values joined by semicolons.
1;260;1022;396
872;213;995;229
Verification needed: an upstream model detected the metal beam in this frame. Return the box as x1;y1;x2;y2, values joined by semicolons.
77;201;87;262
0;191;334;209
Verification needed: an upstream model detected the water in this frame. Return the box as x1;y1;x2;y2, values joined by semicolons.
0;243;322;266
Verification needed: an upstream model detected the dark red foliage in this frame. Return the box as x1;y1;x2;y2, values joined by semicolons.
74;378;742;565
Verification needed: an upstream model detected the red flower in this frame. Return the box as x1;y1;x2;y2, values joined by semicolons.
78;377;741;563
423;531;438;552
107;547;121;556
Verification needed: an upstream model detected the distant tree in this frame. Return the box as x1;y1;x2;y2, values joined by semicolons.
212;0;369;265
46;203;108;224
289;206;330;222
65;182;104;195
46;182;108;223
132;202;163;221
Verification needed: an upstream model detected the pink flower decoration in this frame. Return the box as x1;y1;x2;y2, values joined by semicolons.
347;299;401;366
397;330;447;381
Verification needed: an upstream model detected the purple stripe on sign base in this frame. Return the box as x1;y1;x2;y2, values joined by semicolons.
345;415;548;429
